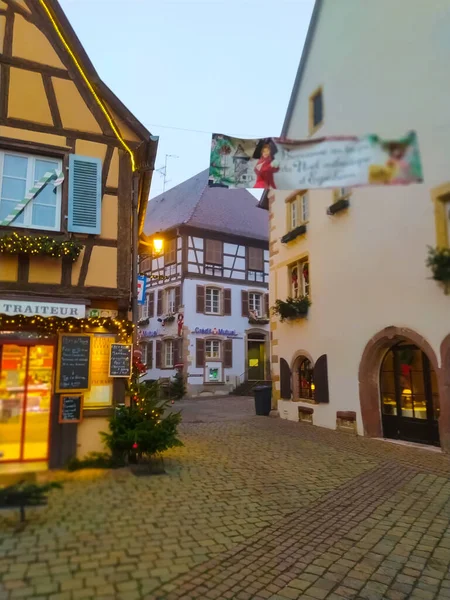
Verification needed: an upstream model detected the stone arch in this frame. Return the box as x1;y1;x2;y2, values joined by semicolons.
358;326;447;449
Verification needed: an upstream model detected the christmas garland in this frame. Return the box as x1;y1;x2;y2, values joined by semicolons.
0;314;133;341
0;232;83;262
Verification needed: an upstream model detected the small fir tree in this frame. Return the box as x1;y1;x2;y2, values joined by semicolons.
170;370;186;400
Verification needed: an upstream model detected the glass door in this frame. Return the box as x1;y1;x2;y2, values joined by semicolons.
0;344;54;462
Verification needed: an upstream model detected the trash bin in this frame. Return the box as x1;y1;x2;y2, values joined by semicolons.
253;385;272;416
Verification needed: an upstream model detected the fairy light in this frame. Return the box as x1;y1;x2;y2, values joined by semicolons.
0;232;82;261
38;0;136;171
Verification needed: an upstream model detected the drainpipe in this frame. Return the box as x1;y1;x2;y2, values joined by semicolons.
131;172;140;346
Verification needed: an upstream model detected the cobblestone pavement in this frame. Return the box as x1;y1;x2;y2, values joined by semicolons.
1;396;450;600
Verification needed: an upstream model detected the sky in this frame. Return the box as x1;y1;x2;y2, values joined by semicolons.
60;0;314;198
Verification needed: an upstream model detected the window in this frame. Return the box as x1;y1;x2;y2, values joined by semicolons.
431;184;450;249
139;301;148;320
248;292;262;317
205;340;221;359
205;287;221;314
205;239;223;265
164;340;174;368
165;288;176;314
290;259;310;298
309;87;323;134
139;343;148;366
334;187;351;202
287;192;309;230
297;358;315;400
0;151;62;231
248;247;264;272
165;238;176;265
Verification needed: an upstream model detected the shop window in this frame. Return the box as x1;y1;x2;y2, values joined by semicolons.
205;339;221;359
287;192;309;231
205;287;221;314
165;238;177;265
309;87;323;134
0;151;62;231
289;259;310;298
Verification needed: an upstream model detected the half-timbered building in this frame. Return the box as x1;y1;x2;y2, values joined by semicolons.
0;0;157;470
139;170;270;397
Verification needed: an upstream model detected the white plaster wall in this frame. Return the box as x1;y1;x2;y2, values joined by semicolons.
271;0;450;433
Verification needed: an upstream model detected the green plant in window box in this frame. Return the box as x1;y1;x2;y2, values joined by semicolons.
426;246;450;294
248;316;270;325
271;296;311;322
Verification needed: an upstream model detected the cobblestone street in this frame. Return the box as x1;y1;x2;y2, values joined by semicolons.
1;397;450;600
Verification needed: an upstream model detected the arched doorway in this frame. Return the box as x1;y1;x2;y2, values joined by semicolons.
380;343;440;446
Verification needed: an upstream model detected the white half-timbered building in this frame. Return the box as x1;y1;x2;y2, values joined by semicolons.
138;170;269;396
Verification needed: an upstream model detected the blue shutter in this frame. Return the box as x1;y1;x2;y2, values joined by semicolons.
68;154;102;234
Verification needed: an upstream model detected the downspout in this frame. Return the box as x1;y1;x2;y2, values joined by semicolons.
131;173;140;346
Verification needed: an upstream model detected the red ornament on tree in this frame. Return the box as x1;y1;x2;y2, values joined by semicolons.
132;442;138;449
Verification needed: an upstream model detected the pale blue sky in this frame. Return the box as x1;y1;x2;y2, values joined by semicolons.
60;0;314;197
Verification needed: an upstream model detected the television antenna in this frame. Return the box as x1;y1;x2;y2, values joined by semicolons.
155;154;179;192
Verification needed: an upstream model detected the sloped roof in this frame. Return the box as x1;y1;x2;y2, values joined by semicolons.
144;170;268;242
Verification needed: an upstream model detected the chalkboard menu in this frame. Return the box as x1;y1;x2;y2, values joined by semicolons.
59;394;83;424
109;343;132;377
56;334;92;392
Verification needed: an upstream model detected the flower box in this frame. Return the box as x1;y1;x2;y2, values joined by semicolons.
327;198;350;215
248;317;270;325
271;296;311;322
281;224;307;244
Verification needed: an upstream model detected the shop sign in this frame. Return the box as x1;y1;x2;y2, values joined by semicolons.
193;327;238;336
0;299;85;318
139;329;159;338
86;308;118;318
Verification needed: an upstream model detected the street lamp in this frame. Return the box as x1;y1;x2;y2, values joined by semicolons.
152;237;164;255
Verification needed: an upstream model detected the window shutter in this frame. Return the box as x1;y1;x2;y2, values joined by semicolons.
224;289;232;316
147;340;153;369
241;290;249;317
224;339;233;368
196;339;205;368
280;358;291;400
175;286;181;312
174;338;181;366
196;285;205;313
314;354;329;403
148;292;155;318
155;340;162;368
68;154;102;234
264;293;270;318
157;290;163;316
248;247;263;272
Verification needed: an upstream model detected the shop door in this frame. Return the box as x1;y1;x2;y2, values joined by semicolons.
380;344;440;446
248;341;265;381
0;344;54;462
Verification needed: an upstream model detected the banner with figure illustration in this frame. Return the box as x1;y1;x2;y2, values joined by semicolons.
208;132;423;190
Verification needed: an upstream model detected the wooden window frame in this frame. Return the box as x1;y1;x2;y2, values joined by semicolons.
205;285;222;315
165;238;177;266
431;182;450;249
205;239;223;266
286;191;309;232
164;287;176;314
309;86;324;136
333;187;351;203
205;338;221;361
0;149;63;232
163;338;174;369
289;256;310;299
248;291;263;317
247;247;264;273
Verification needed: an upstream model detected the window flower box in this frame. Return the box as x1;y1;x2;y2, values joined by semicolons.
138;317;150;327
327;198;350;215
272;296;311;322
281;224;307;244
157;314;176;325
248;317;270;325
426;246;450;294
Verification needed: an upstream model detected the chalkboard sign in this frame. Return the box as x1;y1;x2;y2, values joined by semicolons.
59;394;83;424
109;344;132;377
56;334;92;392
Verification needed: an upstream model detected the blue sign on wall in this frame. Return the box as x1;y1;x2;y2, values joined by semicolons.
137;275;147;305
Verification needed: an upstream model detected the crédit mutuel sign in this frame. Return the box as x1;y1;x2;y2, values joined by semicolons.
0;300;86;318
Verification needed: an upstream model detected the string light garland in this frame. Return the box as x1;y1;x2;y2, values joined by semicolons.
0;232;83;261
0;314;133;341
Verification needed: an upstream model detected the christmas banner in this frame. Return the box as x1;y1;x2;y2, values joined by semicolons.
208;132;423;190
